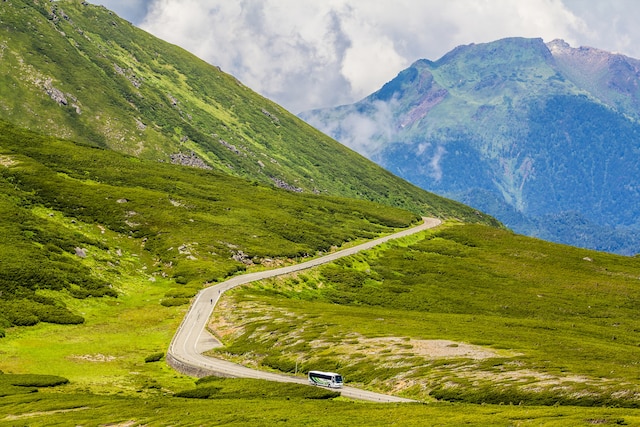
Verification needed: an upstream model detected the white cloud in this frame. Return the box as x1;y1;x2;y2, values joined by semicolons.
429;145;446;182
303;99;397;159
91;0;640;114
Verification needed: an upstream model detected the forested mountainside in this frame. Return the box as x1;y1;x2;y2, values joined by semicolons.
301;37;640;255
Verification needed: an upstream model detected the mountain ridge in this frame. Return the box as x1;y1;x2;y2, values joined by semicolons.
301;37;640;254
0;0;500;225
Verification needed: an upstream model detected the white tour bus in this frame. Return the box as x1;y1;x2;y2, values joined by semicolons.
308;370;343;388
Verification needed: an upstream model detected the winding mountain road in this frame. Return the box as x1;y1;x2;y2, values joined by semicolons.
167;217;441;403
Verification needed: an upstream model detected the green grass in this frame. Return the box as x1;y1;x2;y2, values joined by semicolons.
0;117;423;399
2;3;635;423
213;222;640;407
1;126;638;421
0;0;500;225
1;386;639;426
0;118;422;331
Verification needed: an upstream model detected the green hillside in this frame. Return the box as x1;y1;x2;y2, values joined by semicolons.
3;1;637;425
0;0;496;224
216;222;640;407
0;119;421;334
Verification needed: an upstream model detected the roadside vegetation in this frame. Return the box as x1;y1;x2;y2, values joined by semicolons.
0;119;419;333
2;376;639;426
213;222;640;408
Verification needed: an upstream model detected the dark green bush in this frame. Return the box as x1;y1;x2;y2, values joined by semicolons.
164;288;198;298
174;276;188;285
144;352;164;363
35;306;84;325
174;386;221;399
5;374;70;388
261;356;296;373
8;312;39;327
160;297;190;307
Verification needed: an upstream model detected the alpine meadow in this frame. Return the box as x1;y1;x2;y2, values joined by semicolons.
1;1;640;426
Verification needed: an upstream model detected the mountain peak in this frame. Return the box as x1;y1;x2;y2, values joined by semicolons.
547;38;640;103
301;37;640;255
436;37;551;67
546;38;571;54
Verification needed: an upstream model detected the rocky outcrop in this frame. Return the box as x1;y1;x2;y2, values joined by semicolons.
114;63;142;88
170;152;212;170
218;139;242;155
44;79;67;106
270;177;303;193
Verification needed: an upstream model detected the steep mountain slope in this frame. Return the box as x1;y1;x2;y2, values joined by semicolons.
301;37;640;254
0;0;495;224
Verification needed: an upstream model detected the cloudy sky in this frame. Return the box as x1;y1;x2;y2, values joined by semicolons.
89;1;640;114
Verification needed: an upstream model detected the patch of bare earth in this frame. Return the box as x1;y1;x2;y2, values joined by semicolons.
3;407;90;421
68;354;118;362
0;155;17;167
347;337;507;360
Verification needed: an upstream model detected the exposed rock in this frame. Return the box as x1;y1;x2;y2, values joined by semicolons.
170;152;212;170
49;5;71;23
261;108;280;123
271;177;303;193
219;139;242;155
75;247;87;258
135;118;146;131
44;79;67;106
232;250;254;266
113;63;142;88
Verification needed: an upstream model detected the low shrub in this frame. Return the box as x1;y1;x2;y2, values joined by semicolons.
160;297;190;307
144;352;164;363
174;386;221;399
164;288;198;298
36;306;84;325
261;355;296;373
3;374;70;388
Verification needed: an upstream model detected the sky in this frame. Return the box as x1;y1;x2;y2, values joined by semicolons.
88;1;640;114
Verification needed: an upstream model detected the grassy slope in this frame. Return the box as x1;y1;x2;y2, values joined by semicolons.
2;387;638;426
216;222;640;407
0;118;421;331
2;2;629;424
0;0;497;224
3;123;635;424
0;119;417;421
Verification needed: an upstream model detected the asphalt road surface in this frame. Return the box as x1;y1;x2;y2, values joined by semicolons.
168;217;441;403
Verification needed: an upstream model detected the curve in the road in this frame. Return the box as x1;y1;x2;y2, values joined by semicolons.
167;217;441;403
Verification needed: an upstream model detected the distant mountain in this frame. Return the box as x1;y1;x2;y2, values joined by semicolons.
0;0;496;225
301;37;640;255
